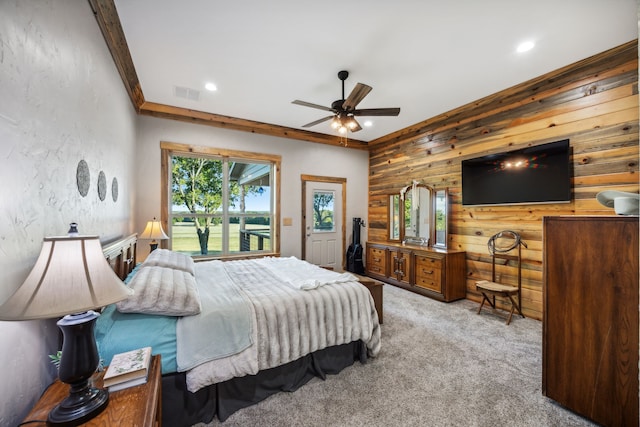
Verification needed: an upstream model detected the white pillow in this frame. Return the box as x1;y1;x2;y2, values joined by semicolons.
116;266;201;316
142;249;195;276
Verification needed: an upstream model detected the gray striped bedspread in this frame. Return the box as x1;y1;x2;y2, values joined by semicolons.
182;257;381;392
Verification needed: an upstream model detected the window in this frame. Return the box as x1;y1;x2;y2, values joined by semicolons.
312;190;335;232
161;142;280;258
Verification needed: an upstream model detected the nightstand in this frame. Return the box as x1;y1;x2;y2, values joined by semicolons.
351;273;384;324
23;354;162;426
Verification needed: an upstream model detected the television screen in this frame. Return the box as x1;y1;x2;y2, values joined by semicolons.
461;139;571;206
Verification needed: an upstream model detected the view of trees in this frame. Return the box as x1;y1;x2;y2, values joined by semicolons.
171;156;239;254
313;191;334;230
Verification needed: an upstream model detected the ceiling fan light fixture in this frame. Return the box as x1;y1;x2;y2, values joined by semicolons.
293;71;400;134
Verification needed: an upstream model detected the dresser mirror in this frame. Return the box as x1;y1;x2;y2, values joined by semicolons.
389;183;447;247
403;184;433;244
389;194;401;240
433;188;448;248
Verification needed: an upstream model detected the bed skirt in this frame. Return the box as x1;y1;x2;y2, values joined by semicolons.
161;340;368;426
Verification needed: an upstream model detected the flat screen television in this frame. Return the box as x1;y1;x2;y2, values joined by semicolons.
461;139;571;206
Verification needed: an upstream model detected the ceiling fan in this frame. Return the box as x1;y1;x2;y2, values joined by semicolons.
292;70;400;133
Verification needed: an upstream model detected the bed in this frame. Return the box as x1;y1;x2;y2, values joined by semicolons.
98;234;381;426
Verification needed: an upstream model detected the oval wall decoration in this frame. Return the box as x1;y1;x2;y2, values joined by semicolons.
97;171;107;201
76;160;90;197
111;177;119;202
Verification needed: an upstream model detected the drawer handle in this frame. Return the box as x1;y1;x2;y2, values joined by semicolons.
371;267;381;272
373;257;381;262
422;269;434;275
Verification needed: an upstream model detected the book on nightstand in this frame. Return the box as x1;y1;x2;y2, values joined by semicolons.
103;346;152;392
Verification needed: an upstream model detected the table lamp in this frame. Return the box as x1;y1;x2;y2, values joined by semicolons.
139;217;169;252
0;229;133;426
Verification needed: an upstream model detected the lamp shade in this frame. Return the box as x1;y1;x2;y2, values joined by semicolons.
139;219;169;241
0;235;133;320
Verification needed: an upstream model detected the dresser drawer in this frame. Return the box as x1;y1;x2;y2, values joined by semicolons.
367;263;385;275
415;268;442;292
415;256;442;292
367;247;387;275
415;255;443;270
369;248;386;265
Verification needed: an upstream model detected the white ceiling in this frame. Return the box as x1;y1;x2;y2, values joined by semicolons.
114;0;637;142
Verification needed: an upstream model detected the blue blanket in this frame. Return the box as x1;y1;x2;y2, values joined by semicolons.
95;304;178;374
175;260;253;371
95;264;178;374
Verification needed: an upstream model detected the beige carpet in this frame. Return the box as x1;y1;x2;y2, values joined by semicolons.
196;285;597;427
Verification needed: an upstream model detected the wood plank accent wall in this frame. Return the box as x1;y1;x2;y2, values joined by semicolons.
367;40;639;321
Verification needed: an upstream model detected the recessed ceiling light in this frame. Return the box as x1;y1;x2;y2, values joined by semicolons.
517;41;535;53
205;82;217;91
364;120;373;127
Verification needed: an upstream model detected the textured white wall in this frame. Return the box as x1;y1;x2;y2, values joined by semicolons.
0;3;367;424
134;115;370;261
0;1;137;424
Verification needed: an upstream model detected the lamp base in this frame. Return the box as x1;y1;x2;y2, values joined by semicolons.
149;242;158;252
50;311;108;426
47;387;108;426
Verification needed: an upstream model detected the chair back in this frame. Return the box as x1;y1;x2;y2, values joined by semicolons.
487;231;527;287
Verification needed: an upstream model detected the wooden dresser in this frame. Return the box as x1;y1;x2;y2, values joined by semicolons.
543;216;638;426
366;241;466;302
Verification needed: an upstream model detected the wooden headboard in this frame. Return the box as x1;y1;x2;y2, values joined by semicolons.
102;233;138;280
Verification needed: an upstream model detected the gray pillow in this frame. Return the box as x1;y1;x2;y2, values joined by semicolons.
142;249;195;276
116;266;201;316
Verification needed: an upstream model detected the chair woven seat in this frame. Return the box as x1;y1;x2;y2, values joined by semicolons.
475;280;517;294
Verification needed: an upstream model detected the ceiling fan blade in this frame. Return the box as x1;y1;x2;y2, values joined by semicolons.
302;115;334;128
352;107;401;116
342;83;372;111
292;100;334;112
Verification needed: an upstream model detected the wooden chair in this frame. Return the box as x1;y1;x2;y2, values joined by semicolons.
476;231;527;325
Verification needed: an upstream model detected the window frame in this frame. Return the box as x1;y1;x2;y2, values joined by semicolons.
160;141;281;259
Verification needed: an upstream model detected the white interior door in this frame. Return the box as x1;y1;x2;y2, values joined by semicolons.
305;182;343;269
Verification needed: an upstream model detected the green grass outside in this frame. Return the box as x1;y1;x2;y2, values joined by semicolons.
170;222;270;255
